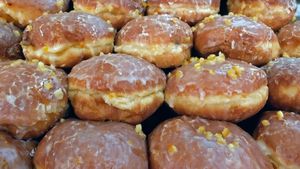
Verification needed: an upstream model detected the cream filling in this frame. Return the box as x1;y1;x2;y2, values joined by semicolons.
115;43;190;57
22;38;114;66
69;86;164;111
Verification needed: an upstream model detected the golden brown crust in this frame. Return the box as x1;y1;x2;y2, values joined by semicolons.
0;21;22;61
0;0;70;27
254;111;300;168
115;14;193;68
21;12;115;68
227;0;297;30
0;60;68;139
147;0;220;25
165;55;268;121
278;21;300;57
264;57;300;112
34;120;148;169
0;131;35;169
68;54;166;124
194;15;280;66
73;0;144;29
149;116;273;169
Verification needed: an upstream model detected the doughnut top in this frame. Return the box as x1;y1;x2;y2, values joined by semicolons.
73;0;144;11
166;54;267;96
264;57;300;85
0;21;22;61
234;0;296;8
149;116;273;169
0;60;67;127
194;14;276;52
34;120;148;169
68;54;166;93
255;111;300;167
22;12;115;48
0;0;69;12
148;0;219;7
278;21;300;46
116;14;192;44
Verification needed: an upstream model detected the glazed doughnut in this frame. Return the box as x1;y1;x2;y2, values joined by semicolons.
73;0;144;29
0;20;22;61
34;120;148;169
0;60;68;139
165;53;268;122
278;21;300;57
254;111;300;169
147;0;220;25
227;0;297;30
115;14;193;68
263;57;300;112
22;12;115;68
194;14;280;66
149;116;273;169
0;131;35;169
0;0;70;27
68;54;166;124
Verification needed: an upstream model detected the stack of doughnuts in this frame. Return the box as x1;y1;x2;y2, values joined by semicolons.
0;0;299;168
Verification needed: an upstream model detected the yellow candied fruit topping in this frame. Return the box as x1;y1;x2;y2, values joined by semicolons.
227;69;237;80
135;124;146;138
208;69;215;75
233;65;245;77
224;18;232;26
193;53;225;70
197;126;206;134
261;120;270;126
44;81;53;90
26;25;32;31
168;145;178;154
227;65;244;80
205;131;213;140
54;88;64;100
282;52;290;58
13;30;20;37
277;111;284;120
215;133;227;145
37;61;48;72
56;0;64;8
10;60;23;66
194;62;202;70
202;14;219;24
222;128;231;138
252;16;258;21
42;46;49;52
292;15;297;22
175;70;183;79
232;140;240;147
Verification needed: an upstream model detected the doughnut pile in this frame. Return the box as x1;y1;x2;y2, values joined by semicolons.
0;0;298;168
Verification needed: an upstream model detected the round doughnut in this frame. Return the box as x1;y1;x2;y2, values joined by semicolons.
0;0;70;28
115;14;193;68
147;0;220;25
263;57;300;112
73;0;144;29
165;53;268;122
0;60;68;139
0;20;22;61
278;21;300;58
68;54;166;124
0;131;35;169
21;12;116;68
34;120;148;169
149;116;273;169
254;111;300;168
227;0;297;30
194;14;280;66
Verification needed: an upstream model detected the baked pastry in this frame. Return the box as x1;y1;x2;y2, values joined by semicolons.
0;0;70;27
0;131;35;169
264;57;300;112
227;0;297;30
22;12;115;68
194;14;280;66
165;53;268;122
34;120;148;169
278;21;300;57
73;0;144;29
254;111;300;169
115;14;193;68
68;54;166;124
147;0;220;25
0;20;22;61
0;60;68;139
149;116;273;169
